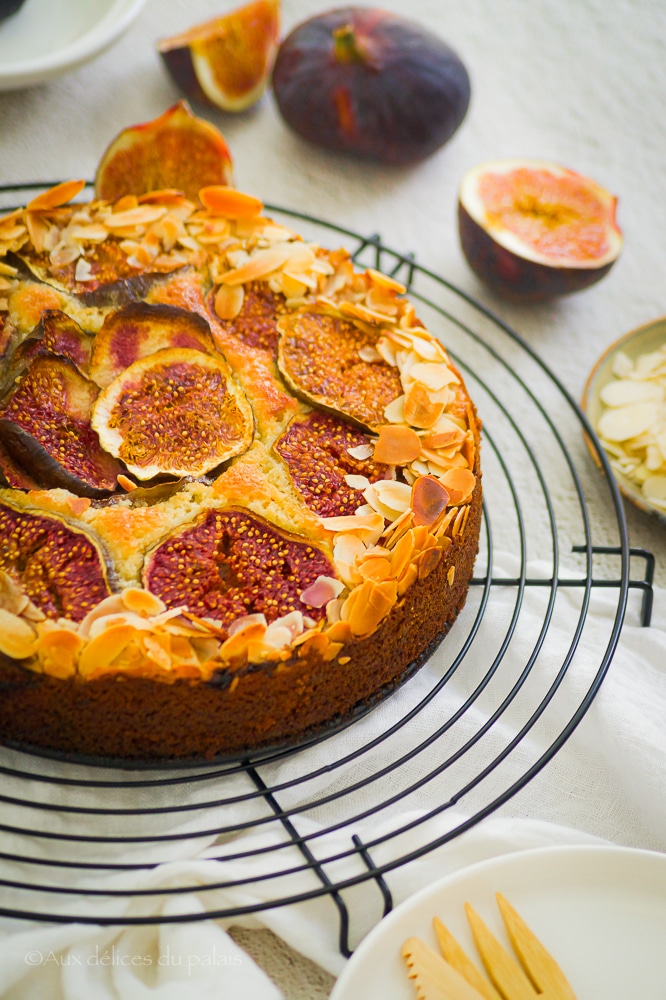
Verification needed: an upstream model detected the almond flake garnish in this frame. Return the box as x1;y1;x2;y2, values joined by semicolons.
214;282;245;320
220;245;292;285
347;443;373;461
373;424;422;464
199;186;263;219
300;575;344;608
26;179;86;213
440;467;476;504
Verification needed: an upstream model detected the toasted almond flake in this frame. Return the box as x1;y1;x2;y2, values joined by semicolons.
441;467;476;504
214;282;245;320
373;424;422;464
369;479;412;512
0;224;26;242
447;566;456;586
74;257;93;282
358;345;382;363
142;634;172;670
0;261;18;276
366;267;406;294
50;243;81;267
375;336;398;367
404;382;444;428
416;546;442;580
25;212;51;253
339;300;390;325
300;575;344;608
200;186;263;218
27;179;86;212
320;512;384;533
0;208;23;228
78;625;137;676
281;272;309;298
117;474;137;492
412;475;450;526
384;395;406;424
103;205;167;228
405;333;443;362
121;589;166;617
347;443;373;461
409;361;460;390
357;557;393;582
35;628;83;679
67;223;109;242
228;613;268;637
0;609;37;659
397;563;419;596
421;428;466;449
220;245;292;285
344;473;371;490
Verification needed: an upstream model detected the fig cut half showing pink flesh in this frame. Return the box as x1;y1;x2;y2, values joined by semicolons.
458;159;623;303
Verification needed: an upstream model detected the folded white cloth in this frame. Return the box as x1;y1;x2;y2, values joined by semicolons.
1;552;665;999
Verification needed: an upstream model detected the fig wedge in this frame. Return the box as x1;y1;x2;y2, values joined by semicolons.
0;438;39;490
275;410;392;516
89;302;216;388
159;0;280;113
211;279;286;354
458;159;623;302
277;308;403;431
95;101;234;202
0;500;112;622
143;506;335;629
91;347;254;480
0;355;123;497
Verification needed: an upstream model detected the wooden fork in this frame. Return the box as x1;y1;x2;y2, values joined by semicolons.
401;892;577;1000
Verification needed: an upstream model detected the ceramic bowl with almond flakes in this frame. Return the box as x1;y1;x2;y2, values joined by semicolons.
582;315;666;522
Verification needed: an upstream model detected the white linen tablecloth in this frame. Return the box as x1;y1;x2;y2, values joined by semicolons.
1;0;666;996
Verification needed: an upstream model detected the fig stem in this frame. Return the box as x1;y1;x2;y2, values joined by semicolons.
332;24;369;65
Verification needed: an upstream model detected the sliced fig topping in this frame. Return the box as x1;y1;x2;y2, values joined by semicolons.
11;309;93;375
211;280;286;354
143;506;335;629
277;309;403;431
89;302;216;388
0;501;112;622
91;347;254;480
0;355;123;497
275;410;392;516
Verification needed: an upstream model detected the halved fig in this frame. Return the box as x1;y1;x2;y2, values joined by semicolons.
277;309;402;431
0;501;112;622
143;506;335;629
158;1;280;113
89;302;216;388
275;410;392;516
94;101;234;203
0;355;123;497
91;348;254;480
11;309;93;376
272;7;470;165
458;160;623;302
210;280;286;354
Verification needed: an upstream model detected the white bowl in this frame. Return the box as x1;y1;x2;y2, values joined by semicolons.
0;0;146;91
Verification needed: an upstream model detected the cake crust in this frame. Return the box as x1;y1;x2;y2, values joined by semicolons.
0;183;482;762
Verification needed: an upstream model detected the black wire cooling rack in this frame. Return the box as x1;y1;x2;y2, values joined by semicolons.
0;186;655;955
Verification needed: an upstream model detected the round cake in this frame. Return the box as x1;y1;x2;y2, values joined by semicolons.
0;181;481;762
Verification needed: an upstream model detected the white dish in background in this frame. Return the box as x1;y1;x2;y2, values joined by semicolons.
330;845;666;1000
0;0;146;91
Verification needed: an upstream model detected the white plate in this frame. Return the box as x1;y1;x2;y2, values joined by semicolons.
0;0;146;90
330;845;666;1000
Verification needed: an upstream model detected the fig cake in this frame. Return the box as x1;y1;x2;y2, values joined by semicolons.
0;181;481;761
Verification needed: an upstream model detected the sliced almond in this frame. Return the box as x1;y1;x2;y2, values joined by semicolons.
0;609;37;659
199;186;263;218
373;424;422;464
214;282;245;320
26;179;86;212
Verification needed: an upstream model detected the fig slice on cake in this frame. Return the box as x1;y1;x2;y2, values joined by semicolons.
458;159;622;303
89;301;216;388
277;308;403;432
0;355;123;498
91;347;254;480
